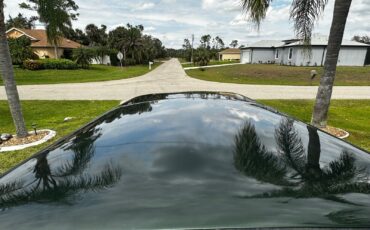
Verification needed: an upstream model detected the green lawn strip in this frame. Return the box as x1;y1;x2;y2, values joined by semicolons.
0;100;119;174
182;60;239;68
259;100;370;152
186;64;370;86
0;63;161;85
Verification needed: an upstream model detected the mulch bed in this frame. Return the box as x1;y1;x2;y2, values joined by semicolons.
321;126;348;138
0;131;49;147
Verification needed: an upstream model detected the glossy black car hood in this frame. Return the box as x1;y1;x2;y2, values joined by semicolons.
0;92;370;230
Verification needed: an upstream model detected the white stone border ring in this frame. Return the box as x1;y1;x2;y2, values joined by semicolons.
0;129;56;152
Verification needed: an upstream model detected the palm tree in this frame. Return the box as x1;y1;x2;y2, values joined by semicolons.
241;0;353;128
0;0;28;137
234;118;370;204
0;127;121;208
21;0;79;59
311;0;352;127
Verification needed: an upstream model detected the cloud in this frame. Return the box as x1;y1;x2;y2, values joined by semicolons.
3;0;369;48
144;26;156;32
135;2;155;11
202;0;241;12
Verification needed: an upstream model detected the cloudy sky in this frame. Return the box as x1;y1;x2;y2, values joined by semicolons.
4;0;370;48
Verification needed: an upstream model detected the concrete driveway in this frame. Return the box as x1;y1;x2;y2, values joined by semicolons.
1;58;370;101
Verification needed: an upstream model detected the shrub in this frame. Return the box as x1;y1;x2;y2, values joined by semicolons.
109;53;119;66
194;48;210;71
22;60;44;70
124;58;136;66
92;46;115;64
73;47;94;69
40;59;78;69
8;37;37;65
22;59;78;70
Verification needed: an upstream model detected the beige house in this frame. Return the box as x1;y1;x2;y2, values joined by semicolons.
6;27;81;59
218;48;241;61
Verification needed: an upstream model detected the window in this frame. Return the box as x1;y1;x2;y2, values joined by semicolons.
288;48;293;60
275;49;279;59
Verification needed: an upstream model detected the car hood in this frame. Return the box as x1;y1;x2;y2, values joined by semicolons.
0;92;370;229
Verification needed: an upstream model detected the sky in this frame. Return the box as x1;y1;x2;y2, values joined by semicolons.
4;0;370;48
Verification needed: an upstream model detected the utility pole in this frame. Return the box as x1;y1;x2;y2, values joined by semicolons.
191;34;194;63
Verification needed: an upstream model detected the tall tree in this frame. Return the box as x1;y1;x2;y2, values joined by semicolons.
200;34;211;49
21;0;79;59
64;27;89;46
214;36;225;49
108;24;164;65
241;0;353;128
230;40;238;48
5;13;37;30
182;38;192;61
85;24;107;47
0;0;28;137
311;0;352;127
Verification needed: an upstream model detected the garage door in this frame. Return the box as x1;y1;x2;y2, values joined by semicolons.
241;50;251;64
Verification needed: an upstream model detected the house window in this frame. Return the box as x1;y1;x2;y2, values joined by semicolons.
288;48;293;60
275;49;279;59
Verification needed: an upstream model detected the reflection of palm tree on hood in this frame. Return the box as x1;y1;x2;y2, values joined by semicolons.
0;127;121;208
104;102;154;124
234;118;370;204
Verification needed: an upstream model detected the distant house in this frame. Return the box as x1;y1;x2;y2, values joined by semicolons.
218;48;241;61
241;37;370;66
6;27;81;59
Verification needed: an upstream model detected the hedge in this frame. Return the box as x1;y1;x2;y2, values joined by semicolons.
23;59;78;70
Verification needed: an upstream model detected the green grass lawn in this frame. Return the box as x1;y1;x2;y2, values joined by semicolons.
0;63;161;85
0;99;368;174
187;64;370;86
182;60;239;68
0;100;118;174
259;100;370;152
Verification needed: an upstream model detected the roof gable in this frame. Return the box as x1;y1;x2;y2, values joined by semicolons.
6;27;81;49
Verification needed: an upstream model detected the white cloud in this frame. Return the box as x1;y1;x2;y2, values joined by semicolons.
202;0;241;12
135;2;155;11
3;0;369;48
144;26;156;32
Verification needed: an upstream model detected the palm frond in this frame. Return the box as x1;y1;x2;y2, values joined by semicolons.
324;151;361;184
290;0;328;44
241;0;273;28
234;121;289;185
0;164;122;208
275;118;306;176
55;129;101;177
0;181;23;195
329;182;370;195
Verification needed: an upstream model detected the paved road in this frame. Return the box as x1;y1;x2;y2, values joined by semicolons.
1;59;370;101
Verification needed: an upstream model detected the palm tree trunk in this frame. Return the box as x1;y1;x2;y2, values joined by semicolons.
0;0;28;137
311;0;352;128
54;45;58;59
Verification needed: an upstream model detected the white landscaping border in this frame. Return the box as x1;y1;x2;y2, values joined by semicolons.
183;63;243;70
0;129;56;152
338;129;350;139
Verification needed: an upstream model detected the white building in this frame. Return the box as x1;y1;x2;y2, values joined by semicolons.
241;37;370;66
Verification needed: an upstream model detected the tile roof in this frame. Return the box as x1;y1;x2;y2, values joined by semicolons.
8;28;81;49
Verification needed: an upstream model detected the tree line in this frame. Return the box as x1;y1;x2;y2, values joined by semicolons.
167;34;240;63
5;13;167;66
